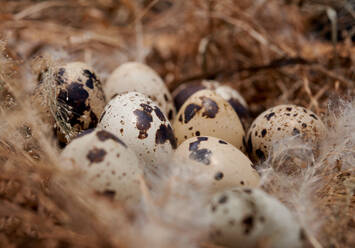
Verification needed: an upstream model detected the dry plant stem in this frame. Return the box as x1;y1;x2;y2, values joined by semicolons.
13;1;71;20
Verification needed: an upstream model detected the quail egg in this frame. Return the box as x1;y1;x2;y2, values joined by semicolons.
246;104;326;162
173;89;245;150
173;80;249;128
104;62;175;121
208;188;306;248
99;92;176;167
174;136;259;194
60;128;142;203
33;62;106;144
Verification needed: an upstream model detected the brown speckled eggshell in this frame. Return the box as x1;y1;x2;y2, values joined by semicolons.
99;92;176;168
173;80;250;128
60;128;142;204
174;136;259;194
173;89;245;151
34;62;106;144
104;62;176;121
208;188;305;248
246;104;326;162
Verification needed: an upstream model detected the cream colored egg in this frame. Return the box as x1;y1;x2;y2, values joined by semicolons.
246;104;326;162
104;62;175;121
173;89;245;150
174;136;259;194
208;188;305;248
173;80;250;128
99;92;176;168
60;128;142;203
32;61;106;144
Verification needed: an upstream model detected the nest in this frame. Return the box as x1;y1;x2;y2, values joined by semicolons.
0;0;354;247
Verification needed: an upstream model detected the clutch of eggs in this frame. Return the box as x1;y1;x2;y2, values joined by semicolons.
173;136;259;194
60;128;142;204
173;89;245;151
208;188;305;248
104;62;175;121
246;104;326;164
99;92;177;168
32;62;106;144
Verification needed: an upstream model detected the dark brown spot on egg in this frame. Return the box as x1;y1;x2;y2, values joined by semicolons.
201;97;219;118
286;107;292;111
214;172;224;180
88;111;98;128
189;136;208;151
299;228;307;241
261;129;267;137
140;103;153;113
87;148;106;163
174;84;205;111
219;140;227;144
83;69;97;89
164;94;169;101
228;98;249;119
195;131;200;136
96;130;127;147
155;124;177;149
102;190;116;199
264;112;275;121
218;195;228;204
133;109;153;139
310;114;318;120
56;68;66;85
57;82;90;128
242;215;254;234
302;123;307;128
211;204;217;212
178;114;183;123
153;106;166;121
255;149;265;161
188;127;193;130
168;110;173;120
75;128;95;139
292;128;300;135
189;148;212;165
184;103;202;123
243;189;252;194
240;181;245;185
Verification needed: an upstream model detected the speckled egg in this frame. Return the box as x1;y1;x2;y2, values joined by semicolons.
173;89;245;150
60;128;142;203
208;188;306;248
174;136;259;194
104;62;175;121
173;80;249;128
246;104;326;162
33;62;106;144
99;92;176;167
